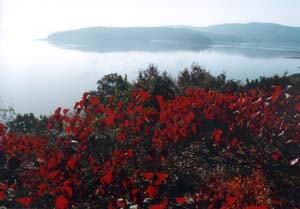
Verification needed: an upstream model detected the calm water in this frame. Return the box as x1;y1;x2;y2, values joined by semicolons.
1;38;299;115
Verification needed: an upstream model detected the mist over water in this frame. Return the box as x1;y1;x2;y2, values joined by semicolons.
0;37;299;115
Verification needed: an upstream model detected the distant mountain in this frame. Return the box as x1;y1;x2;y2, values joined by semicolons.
169;25;243;44
195;22;300;45
46;23;300;53
47;27;212;52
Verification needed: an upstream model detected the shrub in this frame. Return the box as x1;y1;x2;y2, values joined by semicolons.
0;81;299;208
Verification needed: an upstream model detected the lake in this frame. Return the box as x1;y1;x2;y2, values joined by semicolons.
0;37;299;115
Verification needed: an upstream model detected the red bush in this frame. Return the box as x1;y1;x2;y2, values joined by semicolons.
0;86;299;208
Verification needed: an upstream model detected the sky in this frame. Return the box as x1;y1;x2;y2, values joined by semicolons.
1;0;300;39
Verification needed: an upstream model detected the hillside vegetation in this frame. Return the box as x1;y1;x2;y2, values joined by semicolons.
47;27;212;52
197;22;300;44
47;23;300;52
0;65;299;209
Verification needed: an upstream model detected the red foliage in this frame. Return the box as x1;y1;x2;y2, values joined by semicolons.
0;191;5;201
295;103;300;112
156;172;168;184
175;197;186;205
101;171;114;184
149;203;166;209
67;155;78;170
17;197;32;207
145;185;159;199
0;184;8;190
89;95;100;105
143;172;155;180
55;195;69;209
47;170;60;180
244;206;269;209
271;152;282;161
0;86;299;208
271;85;282;103
212;129;223;144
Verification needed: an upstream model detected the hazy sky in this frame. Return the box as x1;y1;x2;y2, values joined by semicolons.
1;0;300;38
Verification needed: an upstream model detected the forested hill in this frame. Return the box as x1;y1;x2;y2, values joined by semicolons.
47;27;213;52
183;22;300;45
47;23;300;52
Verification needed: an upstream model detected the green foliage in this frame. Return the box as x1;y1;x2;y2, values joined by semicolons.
177;65;228;91
94;65;299;105
245;73;300;94
135;65;177;99
95;73;133;103
7;113;48;135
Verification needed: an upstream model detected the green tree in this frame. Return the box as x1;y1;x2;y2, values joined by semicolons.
7;113;48;134
95;73;133;103
135;64;177;99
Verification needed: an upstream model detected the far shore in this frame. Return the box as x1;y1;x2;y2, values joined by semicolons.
285;56;300;59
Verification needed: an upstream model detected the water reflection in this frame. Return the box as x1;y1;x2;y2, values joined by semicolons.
208;44;300;59
0;38;299;115
47;39;300;59
47;40;211;53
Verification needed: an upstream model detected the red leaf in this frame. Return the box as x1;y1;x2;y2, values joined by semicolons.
62;186;73;197
117;133;126;142
271;86;282;103
47;157;58;169
272;200;282;205
226;195;237;205
271;152;281;161
117;199;126;208
295;103;300;112
108;201;116;209
47;170;60;180
145;185;159;199
64;126;73;134
63;109;69;115
159;111;168;123
191;124;197;134
156;95;164;107
0;184;9;191
38;183;47;190
244;206;268;209
0;191;5;201
149;204;165;209
127;149;134;158
131;188;140;195
104;110;115;127
101;171;113;184
204;109;213;120
89;96;100;105
55;195;68;209
175;197;186;205
0;123;6;130
143;172;155;180
230;137;239;147
155;172;168;185
67;156;78;170
17;197;32;207
47;122;53;129
185;111;195;122
212;129;223;144
108;96;115;103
